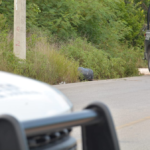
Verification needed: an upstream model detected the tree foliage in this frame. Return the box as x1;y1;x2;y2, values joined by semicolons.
0;0;147;82
0;0;146;47
115;0;145;47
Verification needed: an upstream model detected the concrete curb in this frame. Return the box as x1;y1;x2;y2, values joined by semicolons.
138;68;150;75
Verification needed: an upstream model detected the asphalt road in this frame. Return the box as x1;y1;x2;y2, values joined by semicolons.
54;75;150;150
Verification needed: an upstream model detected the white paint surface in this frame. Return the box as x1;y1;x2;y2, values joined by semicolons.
0;72;72;122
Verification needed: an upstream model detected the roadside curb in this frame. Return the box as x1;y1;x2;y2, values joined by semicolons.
138;68;150;75
55;68;149;87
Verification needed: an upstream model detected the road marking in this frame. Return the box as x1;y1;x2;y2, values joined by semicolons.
116;116;150;130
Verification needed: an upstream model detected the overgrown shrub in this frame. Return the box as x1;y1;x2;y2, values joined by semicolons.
60;38;144;79
0;0;40;30
0;0;147;83
0;0;145;47
75;0;130;48
115;0;145;47
0;14;6;30
32;0;131;47
0;31;79;84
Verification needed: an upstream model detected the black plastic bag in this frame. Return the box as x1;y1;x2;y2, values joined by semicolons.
78;67;94;81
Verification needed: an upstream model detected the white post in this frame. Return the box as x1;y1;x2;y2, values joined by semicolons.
14;0;26;59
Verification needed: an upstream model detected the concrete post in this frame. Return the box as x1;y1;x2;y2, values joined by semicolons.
14;0;26;59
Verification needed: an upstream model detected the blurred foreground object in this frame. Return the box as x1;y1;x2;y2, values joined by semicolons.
0;71;76;150
0;102;120;150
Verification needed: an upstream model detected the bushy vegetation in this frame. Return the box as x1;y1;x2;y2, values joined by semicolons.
60;38;145;79
0;0;148;84
0;30;79;84
0;0;146;46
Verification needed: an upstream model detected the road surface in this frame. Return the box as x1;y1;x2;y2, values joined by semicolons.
54;75;150;150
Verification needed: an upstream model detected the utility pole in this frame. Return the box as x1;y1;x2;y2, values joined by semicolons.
14;0;26;59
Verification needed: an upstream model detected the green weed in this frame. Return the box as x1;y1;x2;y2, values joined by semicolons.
0;31;79;84
60;38;146;79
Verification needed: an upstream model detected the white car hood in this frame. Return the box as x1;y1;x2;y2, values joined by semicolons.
0;72;72;122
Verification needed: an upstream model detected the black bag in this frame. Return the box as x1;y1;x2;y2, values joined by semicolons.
78;67;94;81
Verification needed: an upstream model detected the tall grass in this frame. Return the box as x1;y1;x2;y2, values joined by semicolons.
0;29;147;84
0;31;79;84
60;38;147;79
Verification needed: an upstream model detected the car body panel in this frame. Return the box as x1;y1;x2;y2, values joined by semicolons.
0;71;72;122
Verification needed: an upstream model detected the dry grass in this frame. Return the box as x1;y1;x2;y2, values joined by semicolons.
0;30;146;83
0;31;79;85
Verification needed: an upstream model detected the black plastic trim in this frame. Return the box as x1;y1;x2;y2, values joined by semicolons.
31;136;76;150
0;102;120;150
0;115;28;150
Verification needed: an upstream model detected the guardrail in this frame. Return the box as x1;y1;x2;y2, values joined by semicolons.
0;102;120;150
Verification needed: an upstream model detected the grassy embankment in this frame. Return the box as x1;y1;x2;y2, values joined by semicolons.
0;0;147;84
0;29;146;85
